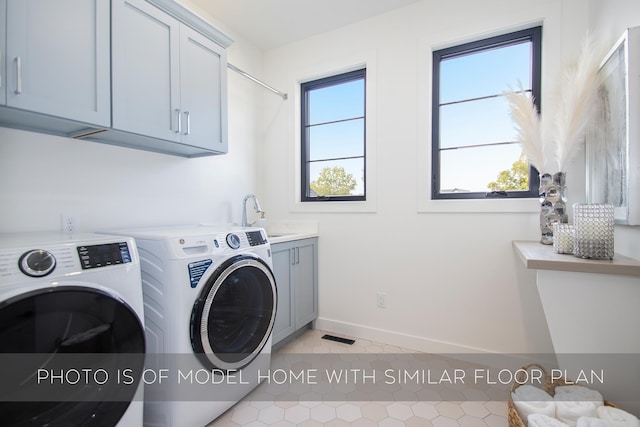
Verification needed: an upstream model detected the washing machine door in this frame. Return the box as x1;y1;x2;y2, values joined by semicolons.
191;254;277;371
0;286;145;427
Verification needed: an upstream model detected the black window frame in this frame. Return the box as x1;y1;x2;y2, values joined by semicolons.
431;26;542;200
301;68;367;202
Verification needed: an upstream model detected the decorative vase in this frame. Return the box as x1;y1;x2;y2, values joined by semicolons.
539;172;568;245
553;223;575;254
573;203;615;259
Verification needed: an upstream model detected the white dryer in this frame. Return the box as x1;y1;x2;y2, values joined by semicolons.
0;232;145;427
104;226;277;427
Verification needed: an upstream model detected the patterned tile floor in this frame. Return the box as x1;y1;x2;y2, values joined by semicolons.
208;329;509;426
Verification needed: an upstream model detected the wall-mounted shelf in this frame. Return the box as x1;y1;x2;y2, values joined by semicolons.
513;240;640;276
513;240;640;414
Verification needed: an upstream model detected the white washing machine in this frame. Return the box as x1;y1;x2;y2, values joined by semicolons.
103;226;277;427
0;232;145;427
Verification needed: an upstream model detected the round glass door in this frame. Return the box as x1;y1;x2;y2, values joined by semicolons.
191;254;277;371
0;286;145;426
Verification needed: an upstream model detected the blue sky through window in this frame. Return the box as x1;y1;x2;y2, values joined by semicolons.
437;40;533;193
306;77;365;196
440;42;531;103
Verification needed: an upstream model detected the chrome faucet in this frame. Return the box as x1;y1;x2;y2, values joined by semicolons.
242;194;263;227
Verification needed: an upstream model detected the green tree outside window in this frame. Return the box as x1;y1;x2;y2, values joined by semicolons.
487;154;530;191
310;166;357;196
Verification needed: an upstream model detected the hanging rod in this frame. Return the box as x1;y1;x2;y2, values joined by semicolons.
227;63;288;100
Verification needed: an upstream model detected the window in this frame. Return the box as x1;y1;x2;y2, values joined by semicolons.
431;26;542;199
301;69;366;202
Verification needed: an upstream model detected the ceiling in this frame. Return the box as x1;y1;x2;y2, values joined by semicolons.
190;0;422;50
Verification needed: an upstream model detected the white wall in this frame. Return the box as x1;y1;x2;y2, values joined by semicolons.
0;4;265;233
588;0;640;262
260;0;595;354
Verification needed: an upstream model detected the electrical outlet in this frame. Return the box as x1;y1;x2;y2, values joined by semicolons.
376;292;386;308
61;214;78;234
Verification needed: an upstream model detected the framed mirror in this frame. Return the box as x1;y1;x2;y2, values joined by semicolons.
586;27;640;225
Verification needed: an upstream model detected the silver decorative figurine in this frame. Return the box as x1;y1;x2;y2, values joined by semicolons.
539;172;568;245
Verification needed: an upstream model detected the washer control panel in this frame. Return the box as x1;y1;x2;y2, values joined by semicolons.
77;242;132;270
171;228;269;258
246;230;267;247
226;231;267;249
226;233;241;249
19;250;56;277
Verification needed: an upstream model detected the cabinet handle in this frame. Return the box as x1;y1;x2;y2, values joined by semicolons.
295;247;300;264
15;57;22;94
183;111;191;135
174;109;181;133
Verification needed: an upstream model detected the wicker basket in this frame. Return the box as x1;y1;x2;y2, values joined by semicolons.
508;363;616;427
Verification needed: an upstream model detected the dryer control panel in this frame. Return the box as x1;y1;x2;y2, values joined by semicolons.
0;234;138;283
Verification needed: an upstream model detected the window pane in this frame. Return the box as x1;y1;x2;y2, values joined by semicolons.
309;79;364;125
439;143;525;193
432;27;540;200
439;96;517;149
308;158;365;197
302;69;366;201
440;42;531;104
308;119;364;161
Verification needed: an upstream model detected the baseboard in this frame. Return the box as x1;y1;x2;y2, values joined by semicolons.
315;317;557;370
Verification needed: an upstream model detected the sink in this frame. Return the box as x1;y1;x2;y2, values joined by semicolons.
267;233;294;238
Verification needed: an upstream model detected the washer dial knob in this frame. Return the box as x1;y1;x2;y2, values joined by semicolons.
19;249;56;277
226;233;241;250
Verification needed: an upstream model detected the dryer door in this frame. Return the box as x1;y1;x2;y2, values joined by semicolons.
0;286;145;427
191;254;277;371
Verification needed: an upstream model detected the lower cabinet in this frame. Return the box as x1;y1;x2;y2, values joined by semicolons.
271;238;318;346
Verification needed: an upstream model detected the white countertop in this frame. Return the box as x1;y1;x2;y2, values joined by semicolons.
263;220;319;244
267;231;318;244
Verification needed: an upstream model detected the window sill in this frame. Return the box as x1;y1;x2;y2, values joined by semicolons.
417;197;539;213
290;199;376;213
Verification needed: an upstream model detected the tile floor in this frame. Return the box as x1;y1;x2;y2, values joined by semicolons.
208;329;509;426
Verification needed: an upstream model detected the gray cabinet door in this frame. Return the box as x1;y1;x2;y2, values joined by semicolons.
272;243;294;344
271;238;318;345
294;240;318;329
5;0;110;126
179;25;227;152
112;0;181;142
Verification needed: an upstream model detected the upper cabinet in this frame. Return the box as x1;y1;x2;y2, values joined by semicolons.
1;0;111;127
0;0;232;157
179;25;228;153
111;0;182;143
112;0;228;153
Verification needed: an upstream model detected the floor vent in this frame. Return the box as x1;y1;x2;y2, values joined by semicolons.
321;334;355;345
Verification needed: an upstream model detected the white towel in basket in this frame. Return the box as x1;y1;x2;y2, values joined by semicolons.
555;400;598;427
529;413;571;427
555;386;604;406
513;385;556;425
576;416;611;427
597;406;640;427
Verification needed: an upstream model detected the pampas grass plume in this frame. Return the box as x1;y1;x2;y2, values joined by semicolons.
553;34;605;171
505;33;606;173
504;90;545;171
